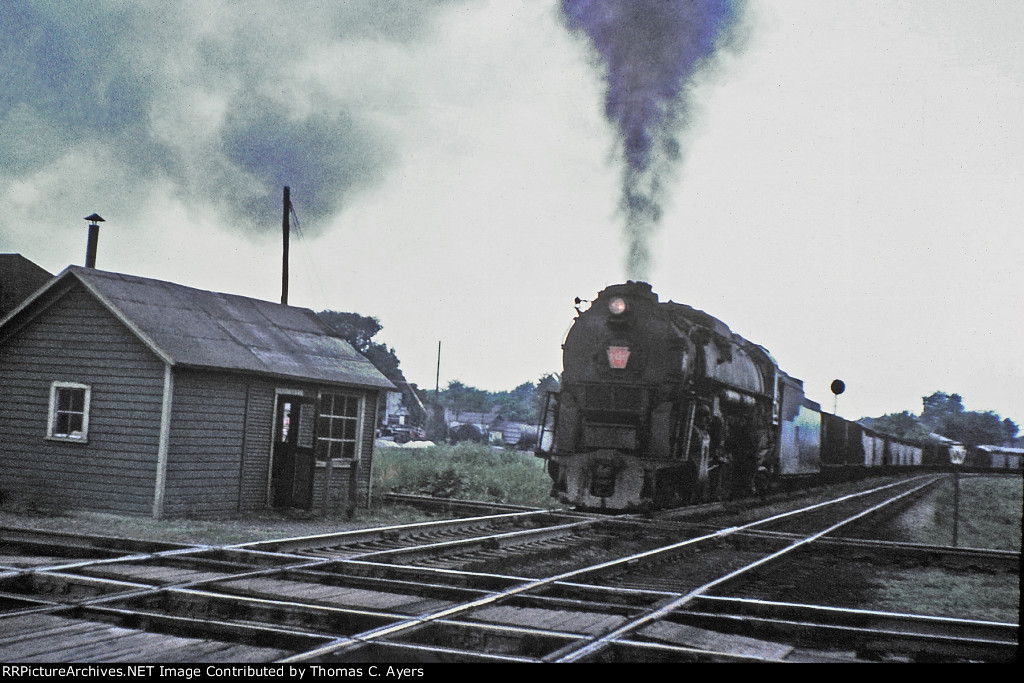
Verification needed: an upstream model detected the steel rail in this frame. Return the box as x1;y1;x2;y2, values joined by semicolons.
705;527;1021;570
574;637;777;662
675;609;1017;661
0;526;198;554
0;544;227;579
279;476;941;661
7;512;609;609
693;595;1018;640
343;518;604;563
13;523;1011;664
230;509;561;553
9;474;997;663
381;492;559;515
551;476;943;662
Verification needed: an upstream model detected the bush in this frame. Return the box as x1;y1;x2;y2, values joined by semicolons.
372;442;555;508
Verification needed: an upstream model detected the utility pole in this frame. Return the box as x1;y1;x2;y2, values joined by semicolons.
281;186;290;306
435;341;441;397
434;342;442;440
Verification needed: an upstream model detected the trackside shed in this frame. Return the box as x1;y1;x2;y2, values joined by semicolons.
0;265;395;518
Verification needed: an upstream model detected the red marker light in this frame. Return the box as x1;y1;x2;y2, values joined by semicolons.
608;297;627;315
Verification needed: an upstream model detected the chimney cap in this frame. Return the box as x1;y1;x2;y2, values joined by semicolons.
84;213;105;223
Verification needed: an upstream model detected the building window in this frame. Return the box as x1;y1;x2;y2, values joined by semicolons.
48;382;91;442
316;393;363;461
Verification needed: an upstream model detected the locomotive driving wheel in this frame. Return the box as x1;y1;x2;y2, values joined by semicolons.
752;466;772;497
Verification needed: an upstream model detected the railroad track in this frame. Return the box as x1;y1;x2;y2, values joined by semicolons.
0;475;1018;663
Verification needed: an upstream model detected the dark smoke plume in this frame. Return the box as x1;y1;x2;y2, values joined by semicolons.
0;0;462;237
561;0;747;279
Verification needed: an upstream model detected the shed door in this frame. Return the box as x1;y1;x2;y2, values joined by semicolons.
272;395;317;509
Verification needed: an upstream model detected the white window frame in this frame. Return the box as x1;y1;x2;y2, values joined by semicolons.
316;392;365;462
47;381;91;443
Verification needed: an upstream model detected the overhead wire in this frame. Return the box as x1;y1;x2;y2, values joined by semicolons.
286;193;333;311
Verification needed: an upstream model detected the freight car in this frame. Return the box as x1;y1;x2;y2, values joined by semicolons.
535;281;971;511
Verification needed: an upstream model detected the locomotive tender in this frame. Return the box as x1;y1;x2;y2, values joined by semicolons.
535;281;968;511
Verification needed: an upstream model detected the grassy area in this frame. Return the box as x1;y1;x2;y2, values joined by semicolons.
372;442;556;509
866;566;1018;623
946;474;1022;551
862;475;1022;623
887;474;1022;551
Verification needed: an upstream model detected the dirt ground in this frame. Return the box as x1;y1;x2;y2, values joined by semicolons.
0;503;434;546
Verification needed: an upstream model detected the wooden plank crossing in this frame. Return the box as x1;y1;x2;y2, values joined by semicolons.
76;563;231;586
469;605;628;636
218;577;453;615
0;613;291;662
637;621;794;660
0;554;72;569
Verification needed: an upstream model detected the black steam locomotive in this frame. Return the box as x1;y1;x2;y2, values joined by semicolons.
535;281;975;511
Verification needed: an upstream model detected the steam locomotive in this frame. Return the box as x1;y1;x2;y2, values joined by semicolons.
535;281;978;511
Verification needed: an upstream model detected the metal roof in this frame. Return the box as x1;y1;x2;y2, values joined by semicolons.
17;266;395;390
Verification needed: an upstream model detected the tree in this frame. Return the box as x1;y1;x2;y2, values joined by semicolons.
422;373;561;428
921;391;965;423
491;382;536;423
486;374;562;425
316;311;381;353
937;411;1018;447
859;411;934;442
443;380;490;421
317;310;405;386
918;391;1018;446
861;391;1019;447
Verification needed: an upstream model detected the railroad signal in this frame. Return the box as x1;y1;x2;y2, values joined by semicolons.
830;379;845;415
949;445;965;547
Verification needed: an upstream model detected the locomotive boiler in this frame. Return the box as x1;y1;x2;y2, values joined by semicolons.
537;281;810;510
535;282;1012;511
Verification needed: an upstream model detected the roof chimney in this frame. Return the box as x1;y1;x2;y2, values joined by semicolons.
84;213;104;268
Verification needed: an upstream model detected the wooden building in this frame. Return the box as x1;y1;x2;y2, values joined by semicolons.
0;265;394;518
0;254;52;319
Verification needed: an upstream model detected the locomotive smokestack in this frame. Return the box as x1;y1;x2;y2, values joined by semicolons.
84;213;104;268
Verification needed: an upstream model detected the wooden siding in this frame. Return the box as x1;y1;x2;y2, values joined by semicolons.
355;389;378;507
238;379;275;514
309;388;378;513
162;376;379;517
0;284;164;514
163;370;248;518
0;279;381;518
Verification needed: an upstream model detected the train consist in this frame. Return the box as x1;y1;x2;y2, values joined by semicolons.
535;282;1016;511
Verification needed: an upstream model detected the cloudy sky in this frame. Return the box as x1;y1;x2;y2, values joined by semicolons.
2;0;1022;425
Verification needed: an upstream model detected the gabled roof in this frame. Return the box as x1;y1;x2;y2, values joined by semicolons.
1;265;395;390
0;254;53;319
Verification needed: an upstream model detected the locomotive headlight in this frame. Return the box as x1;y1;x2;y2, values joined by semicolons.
608;297;627;315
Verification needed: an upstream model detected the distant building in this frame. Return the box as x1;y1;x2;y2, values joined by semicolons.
382;382;428;433
0;254;52;319
441;407;538;448
970;445;1023;469
0;266;394;518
